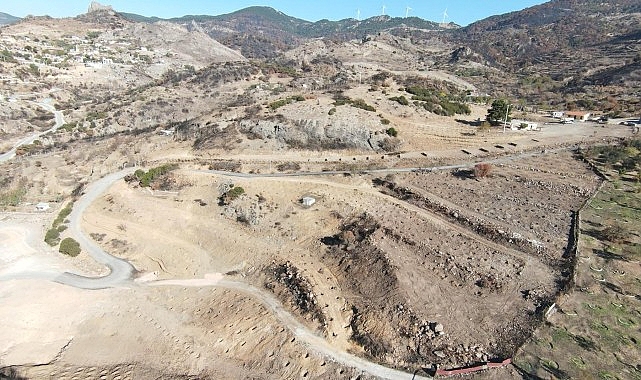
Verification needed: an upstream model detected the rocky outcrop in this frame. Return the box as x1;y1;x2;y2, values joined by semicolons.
87;2;114;14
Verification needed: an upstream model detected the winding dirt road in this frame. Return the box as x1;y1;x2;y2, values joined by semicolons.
0;101;66;163
1;166;430;378
1;138;593;379
53;169;138;290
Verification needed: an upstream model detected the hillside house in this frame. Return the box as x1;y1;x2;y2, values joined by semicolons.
551;111;564;119
565;111;591;122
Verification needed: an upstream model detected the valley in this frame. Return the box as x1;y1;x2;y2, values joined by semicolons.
1;1;640;379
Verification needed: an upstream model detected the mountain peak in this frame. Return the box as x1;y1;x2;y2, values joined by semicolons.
88;1;114;14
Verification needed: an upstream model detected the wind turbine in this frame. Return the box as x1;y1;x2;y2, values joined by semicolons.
382;5;386;16
405;6;412;18
441;8;449;27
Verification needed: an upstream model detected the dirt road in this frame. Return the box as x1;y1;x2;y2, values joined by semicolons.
54;169;138;289
149;276;430;380
0;101;66;163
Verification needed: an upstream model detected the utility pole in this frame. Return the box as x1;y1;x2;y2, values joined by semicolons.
503;104;511;133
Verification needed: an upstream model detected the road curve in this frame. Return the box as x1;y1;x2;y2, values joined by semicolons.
51;166;431;377
54;169;138;289
150;277;431;380
0;101;66;163
11;165;429;378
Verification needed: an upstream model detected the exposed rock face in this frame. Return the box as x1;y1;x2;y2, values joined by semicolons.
87;1;114;14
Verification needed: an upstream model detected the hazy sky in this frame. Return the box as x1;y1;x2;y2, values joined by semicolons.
0;1;548;26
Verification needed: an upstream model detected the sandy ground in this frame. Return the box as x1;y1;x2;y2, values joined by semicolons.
0;103;633;379
0;212;375;379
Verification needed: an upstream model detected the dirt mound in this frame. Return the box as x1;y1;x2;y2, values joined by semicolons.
320;206;560;371
264;261;326;330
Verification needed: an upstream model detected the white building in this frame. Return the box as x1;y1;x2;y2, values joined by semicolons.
301;196;316;207
510;119;540;131
565;111;591;122
35;202;50;211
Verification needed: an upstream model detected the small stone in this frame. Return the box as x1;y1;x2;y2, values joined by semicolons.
433;350;446;358
434;323;444;333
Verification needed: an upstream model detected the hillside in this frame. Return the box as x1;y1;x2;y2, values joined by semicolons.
447;0;641;114
121;6;450;58
0;12;20;25
2;2;640;380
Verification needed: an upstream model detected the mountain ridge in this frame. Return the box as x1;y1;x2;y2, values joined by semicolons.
0;12;20;25
118;6;452;58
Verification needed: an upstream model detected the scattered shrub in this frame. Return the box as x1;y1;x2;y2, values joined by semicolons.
277;162;301;172
386;127;398;137
59;237;81;257
473;163;492;178
378;137;400;152
134;164;178;187
0;186;27;207
381;118;391;125
45;228;60;246
389;95;409;105
328;107;336;115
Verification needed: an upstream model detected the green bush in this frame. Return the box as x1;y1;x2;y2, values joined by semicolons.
135;164;178;187
45;228;60;246
53;204;73;228
269;99;290;110
227;186;245;200
389;95;409;105
328;107;336;115
332;94;352;106
386;127;398;137
59;237;81;257
269;95;305;110
381;118;391;125
350;99;376;112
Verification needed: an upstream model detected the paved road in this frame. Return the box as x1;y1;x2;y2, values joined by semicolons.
53;169;138;289
0;101;66;163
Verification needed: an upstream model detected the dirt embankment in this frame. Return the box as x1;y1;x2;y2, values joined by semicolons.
319;213;542;371
321;214;440;367
374;177;550;259
263;261;326;331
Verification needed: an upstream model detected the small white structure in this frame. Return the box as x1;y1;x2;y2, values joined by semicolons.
565;111;591;122
301;196;316;207
35;202;50;211
552;111;564;119
510;119;540;131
